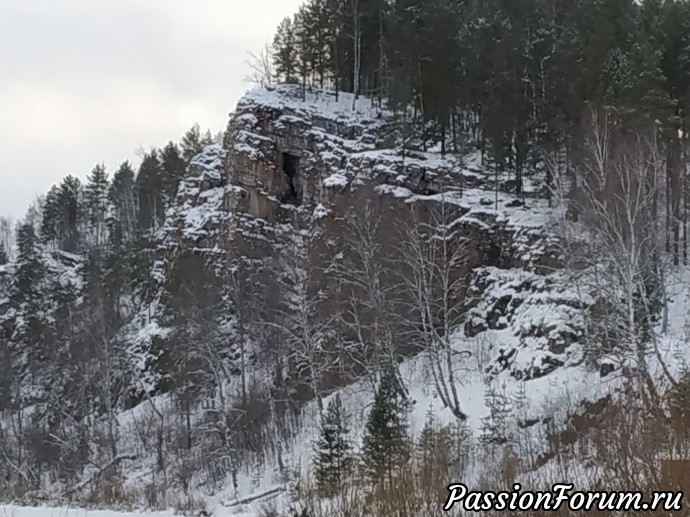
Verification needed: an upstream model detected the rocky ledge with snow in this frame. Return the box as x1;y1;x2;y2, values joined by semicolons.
158;85;584;385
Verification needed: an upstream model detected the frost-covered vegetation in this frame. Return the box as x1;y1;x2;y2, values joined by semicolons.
3;1;690;515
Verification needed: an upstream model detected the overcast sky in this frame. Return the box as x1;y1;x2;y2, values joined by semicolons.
0;0;302;220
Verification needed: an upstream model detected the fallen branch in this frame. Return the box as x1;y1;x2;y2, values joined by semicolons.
228;487;285;507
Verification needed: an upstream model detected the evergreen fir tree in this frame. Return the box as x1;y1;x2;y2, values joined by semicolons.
160;141;187;202
302;0;332;89
109;161;137;241
0;241;7;265
135;150;165;232
180;124;213;164
417;405;454;492
294;7;312;98
417;404;439;462
448;418;472;479
102;224;132;317
128;232;158;300
38;175;83;252
313;393;352;497
40;185;61;248
668;369;690;423
13;223;45;308
84;163;110;247
273;17;299;83
479;381;514;457
57;175;83;252
0;337;12;411
361;365;411;485
11;223;48;375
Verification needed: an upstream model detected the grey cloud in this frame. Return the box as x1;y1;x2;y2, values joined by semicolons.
0;0;301;219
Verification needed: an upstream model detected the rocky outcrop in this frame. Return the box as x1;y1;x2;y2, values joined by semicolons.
465;267;588;380
161;84;590;383
223;85;485;221
164;144;229;248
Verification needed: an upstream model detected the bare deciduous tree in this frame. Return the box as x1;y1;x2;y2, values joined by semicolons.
245;44;274;88
399;193;469;420
554;107;674;403
269;228;333;413
335;191;407;385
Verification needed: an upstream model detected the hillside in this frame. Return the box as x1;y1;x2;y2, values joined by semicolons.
1;85;690;517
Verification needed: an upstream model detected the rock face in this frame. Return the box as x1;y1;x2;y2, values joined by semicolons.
163;84;588;382
223;85;488;222
224;86;382;221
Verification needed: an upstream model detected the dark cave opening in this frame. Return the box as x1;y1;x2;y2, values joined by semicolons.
281;152;302;206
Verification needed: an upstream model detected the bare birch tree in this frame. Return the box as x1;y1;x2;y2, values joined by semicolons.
270;228;333;413
555;107;672;403
245;44;274;88
335;192;407;385
349;0;361;103
399;194;469;420
0;215;14;260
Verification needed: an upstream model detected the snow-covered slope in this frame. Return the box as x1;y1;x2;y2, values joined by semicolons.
3;86;689;515
98;86;593;509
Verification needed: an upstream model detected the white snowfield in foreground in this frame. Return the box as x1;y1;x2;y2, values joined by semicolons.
0;508;257;517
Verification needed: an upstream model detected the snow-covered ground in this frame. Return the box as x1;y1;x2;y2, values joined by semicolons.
97;259;690;510
0;507;258;517
0;509;182;517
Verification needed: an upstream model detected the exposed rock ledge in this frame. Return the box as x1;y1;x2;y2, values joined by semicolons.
159;84;588;382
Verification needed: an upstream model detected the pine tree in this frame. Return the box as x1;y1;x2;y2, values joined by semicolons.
479;381;514;457
632;264;663;348
11;223;48;377
0;241;7;265
57;175;83;252
668;369;690;423
294;7;311;98
135;150;165;233
302;0;332;89
84;164;110;247
273;17;299;83
448;419;472;479
361;365;411;485
385;0;420;112
313;393;352;496
417;405;454;492
41;185;61;248
0;336;12;411
180;124;213;164
417;404;439;462
415;0;463;154
14;223;45;302
109;161;137;241
160;141;186;202
102;223;133;319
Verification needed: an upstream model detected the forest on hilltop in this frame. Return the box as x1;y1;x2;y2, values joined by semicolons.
268;0;690;261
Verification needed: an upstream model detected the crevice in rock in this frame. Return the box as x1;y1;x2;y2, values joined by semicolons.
281;152;302;206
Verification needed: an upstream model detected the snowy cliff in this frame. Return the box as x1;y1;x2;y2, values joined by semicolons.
5;85;689;514
160;85;583;384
